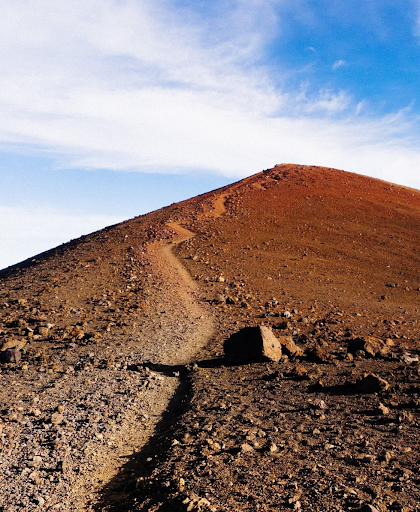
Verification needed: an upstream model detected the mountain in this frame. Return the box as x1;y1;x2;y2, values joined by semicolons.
1;164;420;511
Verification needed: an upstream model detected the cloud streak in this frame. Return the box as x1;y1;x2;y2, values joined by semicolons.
0;0;419;188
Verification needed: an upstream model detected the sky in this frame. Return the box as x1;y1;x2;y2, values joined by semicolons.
1;0;420;270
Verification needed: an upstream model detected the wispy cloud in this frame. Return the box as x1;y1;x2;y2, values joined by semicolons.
333;59;347;70
0;0;419;189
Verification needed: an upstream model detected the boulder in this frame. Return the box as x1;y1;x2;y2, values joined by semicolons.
224;326;282;363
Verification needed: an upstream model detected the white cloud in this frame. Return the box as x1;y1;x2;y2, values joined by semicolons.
0;0;419;191
0;206;122;270
294;89;351;114
333;59;347;69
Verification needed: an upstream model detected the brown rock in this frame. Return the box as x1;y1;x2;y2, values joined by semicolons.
1;338;26;350
294;363;308;378
305;346;328;363
37;326;50;337
278;336;304;358
347;336;389;358
224;326;282;363
356;373;390;393
376;402;390;415
51;412;64;425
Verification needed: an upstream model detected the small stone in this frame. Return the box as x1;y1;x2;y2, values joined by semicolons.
288;491;302;504
269;443;278;453
358;505;380;512
241;443;254;453
294;363;308;378
279;336;304;358
37;326;50;337
29;471;39;482
51;413;64;425
28;455;42;468
348;336;389;358
305;346;328;363
398;410;414;424
312;398;327;410
377;402;390;415
1;338;25;350
401;353;419;364
382;450;395;464
0;348;21;363
34;496;45;507
214;293;226;304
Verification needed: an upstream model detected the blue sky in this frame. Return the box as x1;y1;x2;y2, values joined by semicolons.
1;0;420;269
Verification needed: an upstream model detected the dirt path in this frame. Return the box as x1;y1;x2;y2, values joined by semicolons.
207;193;228;218
87;220;216;510
207;174;256;220
145;221;215;365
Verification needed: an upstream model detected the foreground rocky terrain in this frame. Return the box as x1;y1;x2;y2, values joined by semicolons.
1;164;420;511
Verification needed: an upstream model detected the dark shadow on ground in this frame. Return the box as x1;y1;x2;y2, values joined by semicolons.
307;382;358;395
93;371;192;512
127;356;258;377
94;357;230;511
95;354;311;510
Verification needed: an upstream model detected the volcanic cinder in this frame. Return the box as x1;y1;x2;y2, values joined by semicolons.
1;164;420;511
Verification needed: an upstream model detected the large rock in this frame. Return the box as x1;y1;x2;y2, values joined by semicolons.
224;326;282;363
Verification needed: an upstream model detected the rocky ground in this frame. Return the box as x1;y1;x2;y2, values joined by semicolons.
1;164;420;511
121;321;420;512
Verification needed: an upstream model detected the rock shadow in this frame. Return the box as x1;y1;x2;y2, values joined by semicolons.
307;382;359;395
93;371;192;511
127;356;250;378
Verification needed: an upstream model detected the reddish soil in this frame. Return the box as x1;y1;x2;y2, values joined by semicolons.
1;164;420;511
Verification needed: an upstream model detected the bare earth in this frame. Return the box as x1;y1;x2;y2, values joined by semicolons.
1;164;420;511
